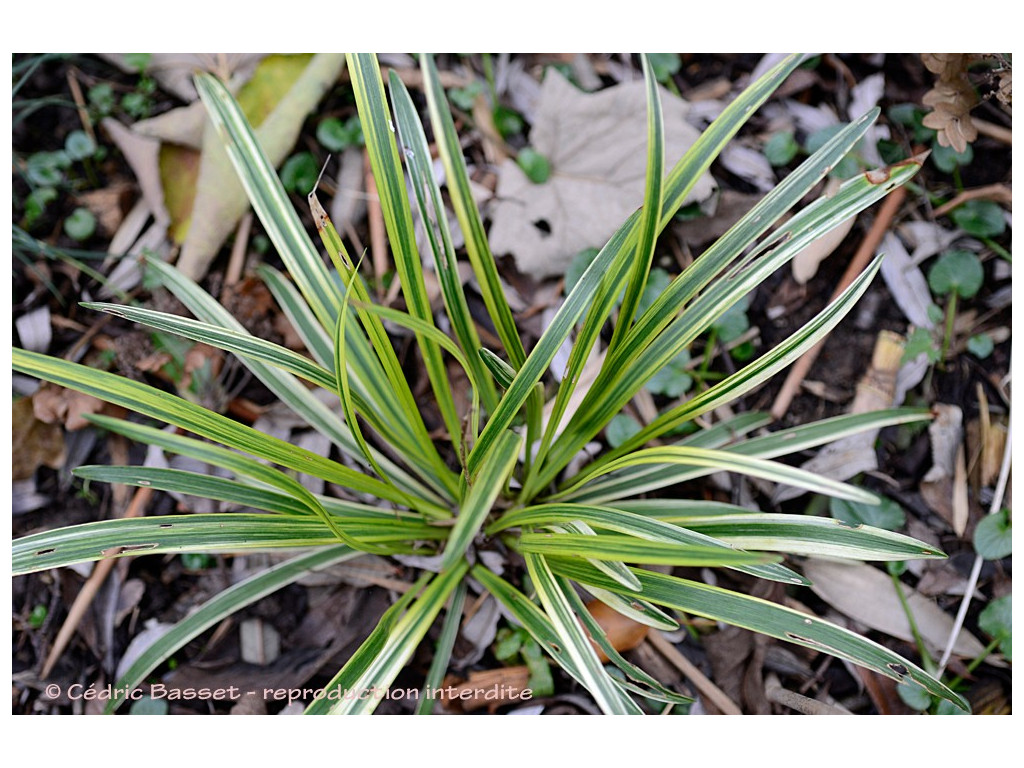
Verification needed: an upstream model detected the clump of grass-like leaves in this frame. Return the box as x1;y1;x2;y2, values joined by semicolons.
12;53;968;714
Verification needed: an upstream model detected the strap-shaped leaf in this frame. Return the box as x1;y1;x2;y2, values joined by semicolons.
194;72;340;332
490;501;807;585
14;515;381;574
82;301;337;390
422;53;527;370
72;465;446;544
547;557;969;711
610;53;665;350
516;531;775;567
389;69;499;415
347;53;463;452
439;430;520;572
554;445;881;505
414;580;468;715
477;53;803;483
567;408;932;503
663;513;946;561
524;553;643;714
307;564;467;714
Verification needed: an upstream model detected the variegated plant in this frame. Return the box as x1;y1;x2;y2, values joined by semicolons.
12;53;968;713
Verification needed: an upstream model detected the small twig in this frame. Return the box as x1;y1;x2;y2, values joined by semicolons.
931;183;1013;219
364;150;388;297
972;117;1012;145
646;631;742;715
770;184;907;421
65;67;96;146
765;673;852;715
224;212;253;286
40;487;153;679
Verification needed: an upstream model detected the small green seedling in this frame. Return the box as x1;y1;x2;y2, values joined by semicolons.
966;333;994;359
516;147;551;184
446;81;483;112
28;604;48;629
928;248;984;367
494;625;555;696
63;207;96;242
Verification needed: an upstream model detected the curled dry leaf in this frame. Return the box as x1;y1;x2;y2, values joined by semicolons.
585;599;649;662
920;404;970;536
720;143;775;192
790;179;856;285
487;69;715;279
32;381;110;432
100;53;265;102
440;666;533;713
12;396;65;481
105;54;346;282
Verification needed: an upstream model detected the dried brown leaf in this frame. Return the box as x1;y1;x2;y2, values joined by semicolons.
32;382;109;432
920;404;967;534
12;396;65;481
487;69;715;279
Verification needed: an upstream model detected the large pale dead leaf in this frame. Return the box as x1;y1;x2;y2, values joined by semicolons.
802;559;987;661
103;54;345;282
100;54;265;103
487;70;716;278
178;53;346;279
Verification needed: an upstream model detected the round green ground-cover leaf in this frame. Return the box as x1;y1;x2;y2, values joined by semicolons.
928;249;984;298
978;594;1011;658
830;495;906;531
950;199;1006;237
647;53;681;83
280;151;319;195
973;508;1012;560
966;333;994;359
764;131;799;166
517;147;551;184
896;679;933;711
64;207;96;241
316;115;363;152
64;129;97;161
606;413;642;448
645;349;692;398
930;142;972;174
